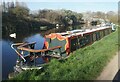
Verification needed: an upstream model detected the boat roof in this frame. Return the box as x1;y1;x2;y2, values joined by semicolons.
46;26;111;38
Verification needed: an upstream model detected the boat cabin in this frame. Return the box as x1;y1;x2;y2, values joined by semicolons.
45;26;112;57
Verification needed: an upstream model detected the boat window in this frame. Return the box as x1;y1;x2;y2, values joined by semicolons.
61;34;69;36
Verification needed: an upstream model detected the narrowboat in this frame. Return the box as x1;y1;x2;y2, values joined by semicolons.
44;26;112;57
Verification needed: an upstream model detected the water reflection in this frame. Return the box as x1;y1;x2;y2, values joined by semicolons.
66;25;83;31
41;24;84;36
2;40;17;80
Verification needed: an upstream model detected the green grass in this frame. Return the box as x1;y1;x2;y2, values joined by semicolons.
12;29;118;80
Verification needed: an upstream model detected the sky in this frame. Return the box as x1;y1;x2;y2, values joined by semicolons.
2;0;120;2
2;0;119;13
26;2;118;13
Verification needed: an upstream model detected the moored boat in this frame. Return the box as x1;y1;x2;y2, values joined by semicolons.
44;26;112;57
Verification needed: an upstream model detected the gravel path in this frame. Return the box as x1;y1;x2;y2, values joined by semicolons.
96;52;119;80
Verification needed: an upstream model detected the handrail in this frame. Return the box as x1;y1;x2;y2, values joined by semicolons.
17;46;61;53
11;42;25;46
11;43;26;62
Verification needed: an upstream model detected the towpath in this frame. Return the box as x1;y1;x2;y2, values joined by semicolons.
96;52;119;80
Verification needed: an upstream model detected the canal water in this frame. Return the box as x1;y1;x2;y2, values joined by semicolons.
2;25;84;80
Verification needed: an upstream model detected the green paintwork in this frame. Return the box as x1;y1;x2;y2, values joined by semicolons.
46;38;67;57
